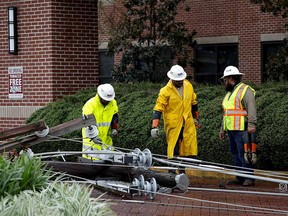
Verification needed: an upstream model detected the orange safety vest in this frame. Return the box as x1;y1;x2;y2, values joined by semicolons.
222;83;254;131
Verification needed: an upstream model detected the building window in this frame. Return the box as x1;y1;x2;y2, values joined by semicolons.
115;46;172;82
261;41;285;82
195;44;238;84
99;50;114;84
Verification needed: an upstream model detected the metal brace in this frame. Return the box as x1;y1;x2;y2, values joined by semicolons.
96;174;157;199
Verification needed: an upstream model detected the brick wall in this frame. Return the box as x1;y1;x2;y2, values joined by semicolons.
178;0;285;83
50;0;99;98
179;0;285;83
0;0;98;132
98;0;124;64
0;0;285;133
99;0;286;83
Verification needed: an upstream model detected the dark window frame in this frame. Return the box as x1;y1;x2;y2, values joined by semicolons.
99;49;114;84
195;43;238;84
261;41;285;82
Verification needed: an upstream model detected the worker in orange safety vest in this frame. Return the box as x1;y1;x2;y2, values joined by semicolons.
219;66;257;187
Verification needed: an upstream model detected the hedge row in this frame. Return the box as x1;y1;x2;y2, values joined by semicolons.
27;82;288;170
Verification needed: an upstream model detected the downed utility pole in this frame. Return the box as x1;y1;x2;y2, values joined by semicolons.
0;121;47;141
0;114;96;153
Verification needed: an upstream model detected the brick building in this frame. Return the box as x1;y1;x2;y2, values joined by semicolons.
98;0;287;84
0;0;287;132
0;0;98;132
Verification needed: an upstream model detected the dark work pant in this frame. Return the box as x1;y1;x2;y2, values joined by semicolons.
227;130;254;182
174;127;184;156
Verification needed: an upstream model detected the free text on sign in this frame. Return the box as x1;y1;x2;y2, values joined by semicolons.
8;66;23;99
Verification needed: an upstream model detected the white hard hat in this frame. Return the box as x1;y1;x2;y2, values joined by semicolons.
97;83;115;101
167;65;187;81
221;66;243;79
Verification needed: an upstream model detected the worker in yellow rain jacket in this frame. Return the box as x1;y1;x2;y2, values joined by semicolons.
82;83;119;160
151;65;200;160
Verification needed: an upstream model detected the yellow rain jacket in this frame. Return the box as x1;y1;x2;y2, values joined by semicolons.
153;79;198;158
82;94;118;160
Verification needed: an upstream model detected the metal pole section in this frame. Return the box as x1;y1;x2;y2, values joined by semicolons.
34;150;126;157
153;157;288;185
176;156;288;179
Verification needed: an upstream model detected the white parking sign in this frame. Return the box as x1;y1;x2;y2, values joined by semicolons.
8;66;23;99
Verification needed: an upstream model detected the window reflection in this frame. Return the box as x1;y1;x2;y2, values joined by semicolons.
196;44;238;84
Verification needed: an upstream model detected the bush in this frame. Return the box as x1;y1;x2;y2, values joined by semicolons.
0;182;115;216
253;82;288;170
0;155;55;198
26;81;288;170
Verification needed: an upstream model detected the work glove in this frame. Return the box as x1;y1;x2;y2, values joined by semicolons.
244;152;250;164
151;128;159;138
111;129;118;137
192;110;199;120
244;152;257;165
193;118;202;129
151;118;160;138
251;152;257;165
19;148;34;159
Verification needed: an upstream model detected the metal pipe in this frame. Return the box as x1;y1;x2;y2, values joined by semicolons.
177;156;288;179
34;150;127;157
153;157;288;185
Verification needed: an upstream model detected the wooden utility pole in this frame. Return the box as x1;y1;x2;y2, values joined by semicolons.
0;114;96;153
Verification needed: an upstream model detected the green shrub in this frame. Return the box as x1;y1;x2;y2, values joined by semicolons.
0;182;115;216
255;82;288;170
26;82;288;170
0;155;55;198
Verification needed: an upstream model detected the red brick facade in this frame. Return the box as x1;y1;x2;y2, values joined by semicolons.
0;0;286;132
0;0;98;131
181;0;286;83
99;0;286;83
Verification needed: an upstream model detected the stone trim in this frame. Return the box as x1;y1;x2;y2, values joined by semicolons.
195;36;238;44
261;33;288;42
0;106;43;118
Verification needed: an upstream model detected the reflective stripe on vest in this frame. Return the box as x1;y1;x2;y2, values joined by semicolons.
96;122;111;127
222;83;249;130
224;109;248;116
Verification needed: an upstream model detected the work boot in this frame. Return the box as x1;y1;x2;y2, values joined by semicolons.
243;179;255;186
226;178;244;185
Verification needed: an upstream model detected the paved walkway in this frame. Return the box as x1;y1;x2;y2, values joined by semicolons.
92;177;288;216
